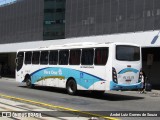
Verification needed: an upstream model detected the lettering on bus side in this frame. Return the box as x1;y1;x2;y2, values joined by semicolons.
80;66;94;68
43;70;58;75
43;69;63;75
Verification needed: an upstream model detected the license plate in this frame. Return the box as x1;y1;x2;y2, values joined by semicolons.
126;79;131;83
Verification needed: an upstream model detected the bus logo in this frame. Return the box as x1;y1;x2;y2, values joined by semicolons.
58;69;62;75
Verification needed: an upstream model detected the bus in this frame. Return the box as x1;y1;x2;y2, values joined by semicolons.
16;42;143;95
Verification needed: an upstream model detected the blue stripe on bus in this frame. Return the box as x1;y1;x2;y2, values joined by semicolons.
30;67;105;89
118;68;139;74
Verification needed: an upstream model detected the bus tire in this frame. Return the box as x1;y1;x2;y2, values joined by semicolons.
26;77;34;88
66;79;77;95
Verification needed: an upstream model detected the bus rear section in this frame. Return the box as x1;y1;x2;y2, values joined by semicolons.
110;44;143;90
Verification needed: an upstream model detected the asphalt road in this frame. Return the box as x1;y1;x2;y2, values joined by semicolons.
0;78;160;120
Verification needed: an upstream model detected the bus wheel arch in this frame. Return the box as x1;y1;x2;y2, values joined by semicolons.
24;74;34;88
66;78;77;95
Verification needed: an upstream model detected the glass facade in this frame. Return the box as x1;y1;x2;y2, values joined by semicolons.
43;0;65;40
0;0;44;44
65;0;160;38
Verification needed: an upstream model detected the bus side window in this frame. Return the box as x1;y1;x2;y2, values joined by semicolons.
69;49;81;65
25;52;32;64
94;47;109;65
59;50;69;65
81;49;94;65
40;51;49;65
32;51;40;64
49;50;58;65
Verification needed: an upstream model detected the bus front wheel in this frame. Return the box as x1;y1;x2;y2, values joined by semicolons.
66;79;77;95
26;77;34;88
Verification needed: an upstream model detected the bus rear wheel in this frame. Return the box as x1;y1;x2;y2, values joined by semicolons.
26;77;34;88
66;79;77;95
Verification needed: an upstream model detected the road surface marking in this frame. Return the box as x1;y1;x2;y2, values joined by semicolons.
0;93;119;120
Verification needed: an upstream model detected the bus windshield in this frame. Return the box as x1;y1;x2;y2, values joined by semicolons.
116;45;140;61
16;52;24;71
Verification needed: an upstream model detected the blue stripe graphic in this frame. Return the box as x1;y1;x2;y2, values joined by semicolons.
30;67;105;89
118;68;139;74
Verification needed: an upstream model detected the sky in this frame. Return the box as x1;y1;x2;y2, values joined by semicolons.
0;0;17;6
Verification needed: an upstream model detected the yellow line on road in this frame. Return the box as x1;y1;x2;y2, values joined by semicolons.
0;93;119;120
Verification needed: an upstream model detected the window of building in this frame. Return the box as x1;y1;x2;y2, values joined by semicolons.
135;0;144;31
40;51;49;65
56;8;65;12
43;0;65;40
49;50;58;65
69;49;81;65
154;0;160;29
118;0;127;33
94;48;109;65
126;0;135;32
144;0;154;30
110;0;118;33
81;49;94;65
44;9;55;13
32;51;40;64
25;52;32;64
59;50;69;65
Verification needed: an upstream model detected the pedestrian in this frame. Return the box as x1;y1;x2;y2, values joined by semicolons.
140;71;146;93
0;63;2;78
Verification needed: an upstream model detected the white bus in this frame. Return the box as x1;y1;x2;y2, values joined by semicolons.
16;42;143;95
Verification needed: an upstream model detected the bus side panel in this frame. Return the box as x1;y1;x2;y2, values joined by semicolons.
35;65;59;87
79;65;107;91
27;66;108;90
92;66;106;91
104;47;113;91
16;69;25;82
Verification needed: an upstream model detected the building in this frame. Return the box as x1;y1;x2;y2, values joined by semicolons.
65;0;160;88
65;0;160;38
0;0;160;88
0;0;65;77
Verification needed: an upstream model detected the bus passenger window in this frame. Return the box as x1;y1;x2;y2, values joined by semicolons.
59;50;69;65
69;49;81;65
32;51;40;64
94;48;108;65
25;52;32;64
49;51;58;65
81;49;94;65
40;51;49;65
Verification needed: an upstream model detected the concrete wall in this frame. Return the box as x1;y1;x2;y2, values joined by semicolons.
8;53;16;75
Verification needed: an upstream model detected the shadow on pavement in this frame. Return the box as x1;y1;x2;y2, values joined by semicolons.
19;85;144;101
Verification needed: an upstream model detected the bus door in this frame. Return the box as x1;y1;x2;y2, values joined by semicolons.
16;52;24;82
113;45;141;85
93;47;109;90
80;48;95;90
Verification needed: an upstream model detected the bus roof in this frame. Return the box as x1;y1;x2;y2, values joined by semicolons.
17;42;140;52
